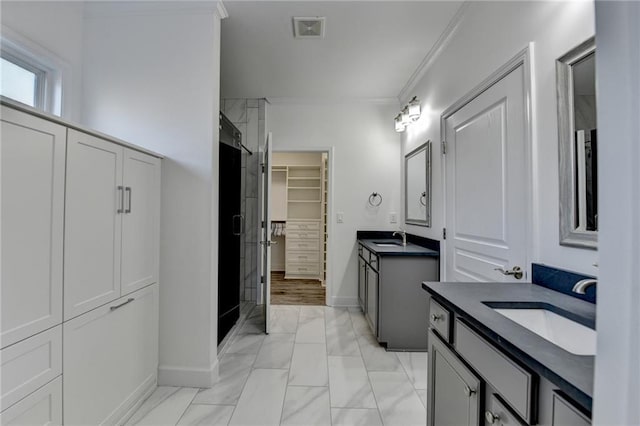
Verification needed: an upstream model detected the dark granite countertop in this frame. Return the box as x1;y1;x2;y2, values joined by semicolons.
359;238;439;257
423;281;595;412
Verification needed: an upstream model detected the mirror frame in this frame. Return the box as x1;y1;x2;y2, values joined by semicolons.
557;37;597;249
404;140;432;227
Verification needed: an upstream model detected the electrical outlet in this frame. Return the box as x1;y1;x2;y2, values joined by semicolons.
337;212;344;223
389;212;398;224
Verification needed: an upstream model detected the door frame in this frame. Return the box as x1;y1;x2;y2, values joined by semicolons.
440;45;535;282
268;147;335;307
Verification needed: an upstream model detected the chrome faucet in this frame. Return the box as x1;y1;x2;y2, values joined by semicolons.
572;279;597;294
393;229;407;246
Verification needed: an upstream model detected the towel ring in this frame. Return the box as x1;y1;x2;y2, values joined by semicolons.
419;191;427;206
368;192;383;207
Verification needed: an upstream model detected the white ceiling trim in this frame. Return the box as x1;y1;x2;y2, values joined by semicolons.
265;97;400;106
397;1;470;104
84;1;224;19
216;1;229;20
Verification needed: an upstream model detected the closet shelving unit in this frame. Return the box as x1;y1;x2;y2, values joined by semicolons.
322;156;328;285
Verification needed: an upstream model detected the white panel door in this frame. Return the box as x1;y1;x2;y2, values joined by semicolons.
259;133;273;333
444;65;528;282
121;148;160;296
63;284;158;426
1;106;65;348
64;129;123;320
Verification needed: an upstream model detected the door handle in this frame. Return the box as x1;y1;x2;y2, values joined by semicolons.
117;186;124;213
494;266;524;280
110;298;134;311
125;187;132;213
232;215;242;236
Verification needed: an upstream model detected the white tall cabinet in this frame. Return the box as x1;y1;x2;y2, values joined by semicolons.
0;102;161;425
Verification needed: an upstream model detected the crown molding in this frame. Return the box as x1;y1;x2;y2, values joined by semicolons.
84;1;222;19
398;1;471;103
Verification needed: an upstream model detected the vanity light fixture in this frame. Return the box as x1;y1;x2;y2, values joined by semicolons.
394;96;421;133
394;114;405;132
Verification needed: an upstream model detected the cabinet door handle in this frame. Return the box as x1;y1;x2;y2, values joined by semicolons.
125;187;132;213
110;298;134;311
485;411;500;424
494;266;523;280
431;314;443;322
117;186;124;213
463;385;477;397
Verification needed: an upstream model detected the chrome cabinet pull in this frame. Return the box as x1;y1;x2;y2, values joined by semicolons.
463;385;477;397
485;411;500;424
431;314;443;322
420;191;427;206
494;266;523;280
125;187;132;213
110;298;134;311
117;186;124;213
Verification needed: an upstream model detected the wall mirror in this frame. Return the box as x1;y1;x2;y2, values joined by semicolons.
557;37;597;249
405;141;431;227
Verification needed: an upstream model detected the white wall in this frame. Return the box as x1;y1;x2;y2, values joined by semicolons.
269;102;401;306
81;3;224;387
593;3;640;424
401;1;597;276
1;1;84;121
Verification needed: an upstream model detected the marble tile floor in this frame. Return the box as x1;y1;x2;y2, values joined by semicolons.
126;305;427;426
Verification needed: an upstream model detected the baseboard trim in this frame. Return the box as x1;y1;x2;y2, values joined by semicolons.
329;296;359;307
158;360;219;388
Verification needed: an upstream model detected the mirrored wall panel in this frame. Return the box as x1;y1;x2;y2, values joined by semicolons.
405;141;431;227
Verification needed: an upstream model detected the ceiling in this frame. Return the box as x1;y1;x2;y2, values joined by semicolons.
220;1;464;101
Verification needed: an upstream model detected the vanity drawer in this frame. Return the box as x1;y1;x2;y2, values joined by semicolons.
286;263;320;275
429;298;451;342
486;394;526;426
455;319;536;424
287;239;320;251
552;392;590;426
287;251;320;263
287;230;320;239
287;221;320;231
1;325;62;411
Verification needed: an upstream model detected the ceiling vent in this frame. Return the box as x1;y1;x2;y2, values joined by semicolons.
293;17;326;39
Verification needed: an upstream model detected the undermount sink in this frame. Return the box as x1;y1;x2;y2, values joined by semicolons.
372;241;403;247
491;307;596;356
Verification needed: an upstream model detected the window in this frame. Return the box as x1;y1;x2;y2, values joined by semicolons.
0;54;45;108
0;29;64;116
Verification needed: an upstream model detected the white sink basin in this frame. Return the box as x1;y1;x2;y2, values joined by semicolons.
375;243;401;247
493;308;596;356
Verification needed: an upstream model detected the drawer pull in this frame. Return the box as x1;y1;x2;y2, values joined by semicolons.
431;314;444;322
110;298;134;311
463;385;477;397
485;411;500;424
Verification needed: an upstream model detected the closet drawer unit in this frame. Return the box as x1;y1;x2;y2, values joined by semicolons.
287;229;320;239
428;298;451;342
287;221;320;231
64;284;158;426
0;376;62;426
455;319;536;424
1;326;62;411
285;263;321;275
287;239;320;251
286;251;320;264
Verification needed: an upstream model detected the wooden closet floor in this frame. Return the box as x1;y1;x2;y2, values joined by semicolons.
270;272;325;305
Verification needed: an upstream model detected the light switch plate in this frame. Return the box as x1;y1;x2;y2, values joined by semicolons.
337;212;344;223
389;212;398;223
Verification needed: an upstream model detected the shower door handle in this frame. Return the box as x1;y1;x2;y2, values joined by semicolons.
232;215;242;236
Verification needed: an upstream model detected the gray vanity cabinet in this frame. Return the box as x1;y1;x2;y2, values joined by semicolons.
365;259;379;335
428;328;481;426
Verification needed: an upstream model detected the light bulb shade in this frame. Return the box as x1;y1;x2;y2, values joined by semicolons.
394;114;405;132
408;97;421;121
401;107;411;125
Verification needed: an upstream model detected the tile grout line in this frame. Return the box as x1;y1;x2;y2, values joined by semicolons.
278;305;303;425
172;388;199;426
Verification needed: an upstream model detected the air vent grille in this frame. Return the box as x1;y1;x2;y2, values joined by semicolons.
293;17;326;39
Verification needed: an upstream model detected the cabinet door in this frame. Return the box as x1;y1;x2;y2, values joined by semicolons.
366;266;378;335
121;148;160;296
63;284;158;425
1;106;65;347
64;130;123;320
358;256;366;312
0;376;62;426
428;329;481;426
